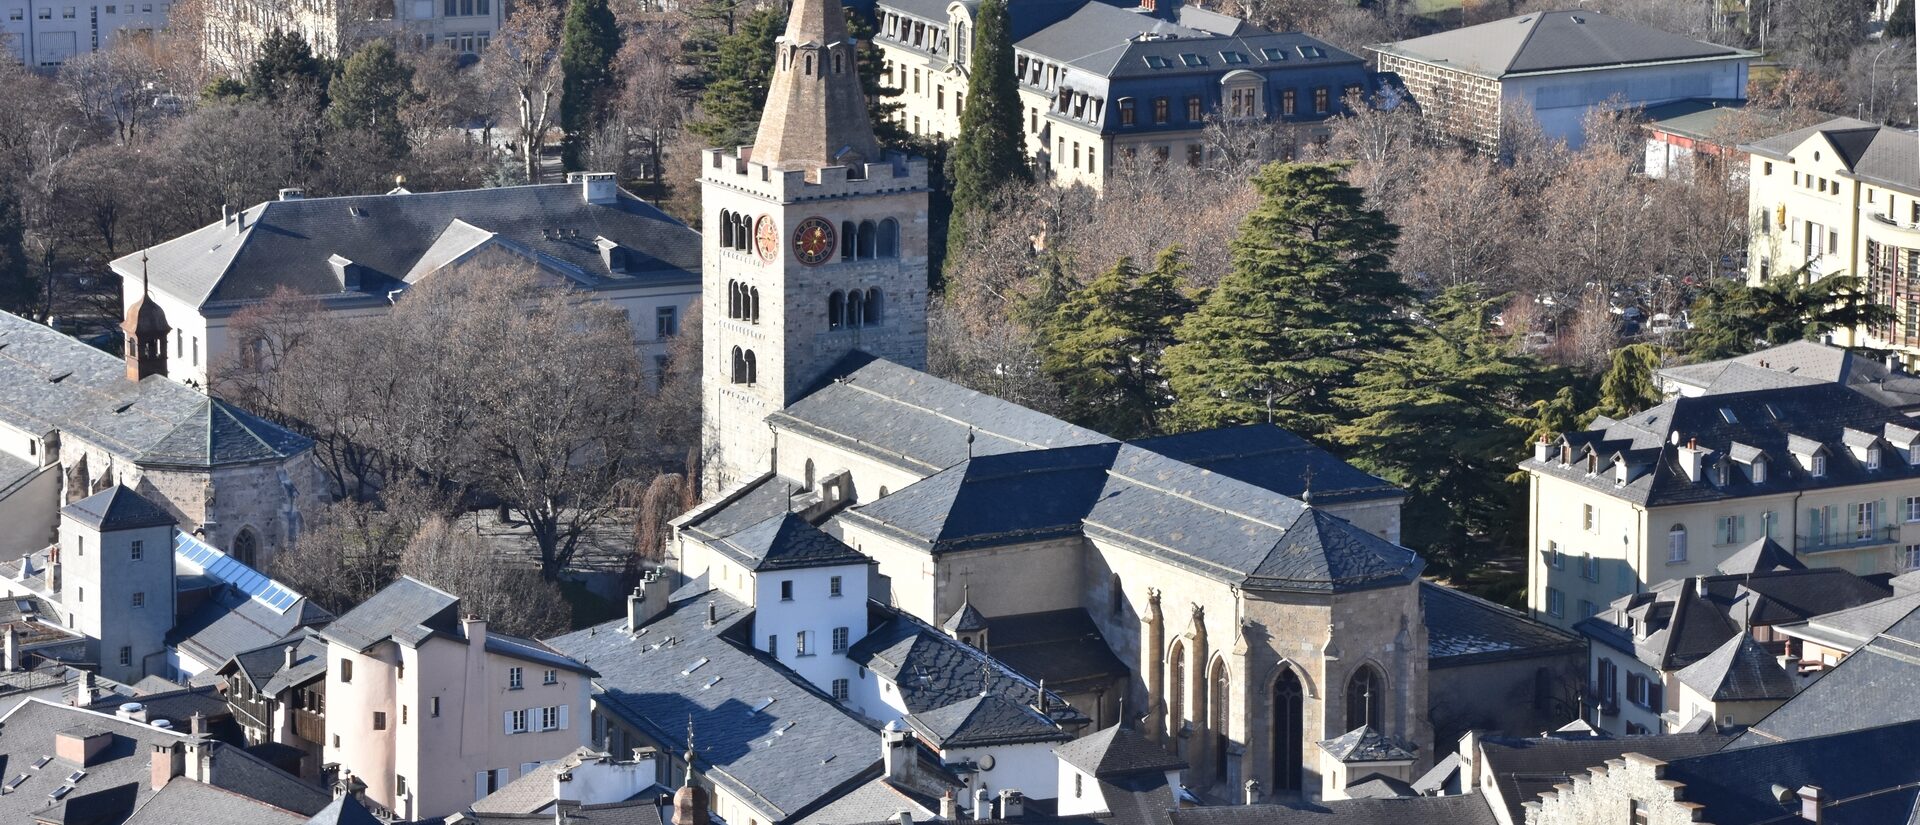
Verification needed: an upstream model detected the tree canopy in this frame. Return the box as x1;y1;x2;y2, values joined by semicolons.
944;0;1028;261
1687;266;1895;360
1163;162;1411;434
245;28;329;103
560;0;622;171
327;39;416;156
688;6;784;148
1041;247;1194;438
1594;343;1665;419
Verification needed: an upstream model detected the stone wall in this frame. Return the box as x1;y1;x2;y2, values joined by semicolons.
1525;753;1703;825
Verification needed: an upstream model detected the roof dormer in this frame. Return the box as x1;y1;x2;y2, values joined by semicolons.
1788;434;1829;476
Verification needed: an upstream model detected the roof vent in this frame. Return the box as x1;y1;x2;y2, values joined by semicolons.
1572;15;1584;22
277;188;305;201
346;206;368;218
47;371;70;383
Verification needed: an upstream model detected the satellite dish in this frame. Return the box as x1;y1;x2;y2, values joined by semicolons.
978;754;995;771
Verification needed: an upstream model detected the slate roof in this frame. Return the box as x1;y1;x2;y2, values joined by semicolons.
225;631;329;697
318;576;460;652
1714;537;1806;575
1342;774;1417;799
1421;582;1582;668
1053;724;1185;778
0;310;313;465
1368;10;1749;79
1655;719;1920;825
1017;8;1360;80
1168;795;1499;825
1582;567;1890;672
1736;600;1920;747
122;778;306;824
546;594;880;824
678;474;796;544
1674;632;1797;702
715;513;871;573
62;485;175;531
847;608;1089;728
981;608;1129;693
0;697;330;823
1529;382;1920;507
791;775;939;825
472;747;665;815
842;441;1422;593
1317;727;1417;763
1775;589;1920;652
903;693;1070;748
941;599;989;634
1129;425;1403;506
302;793;386;825
110;183;701;312
172;589;334;672
1475;729;1734;825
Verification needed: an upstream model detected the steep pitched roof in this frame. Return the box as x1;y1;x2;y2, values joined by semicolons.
1168;795;1498;825
1053;724;1186;778
748;0;881;170
1475;729;1735;824
1318;727;1417;763
1716;536;1807;575
847;608;1087;728
1663;719;1920;824
317;576;460;652
1130;425;1403;506
1675;633;1797;702
1369;10;1748;79
1421;582;1582;668
1737;600;1920;747
981;608;1129;693
942;598;989;634
0;310;312;465
111;184;700;311
123;778;305;824
904;693;1069;748
61;485;175;531
302;793;385;825
715;512;871;572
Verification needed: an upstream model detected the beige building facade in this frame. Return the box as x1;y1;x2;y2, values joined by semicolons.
204;0;502;73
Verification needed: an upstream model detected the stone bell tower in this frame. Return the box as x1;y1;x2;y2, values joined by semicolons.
698;0;930;495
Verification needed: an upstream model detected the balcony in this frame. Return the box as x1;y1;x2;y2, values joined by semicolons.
1798;524;1899;553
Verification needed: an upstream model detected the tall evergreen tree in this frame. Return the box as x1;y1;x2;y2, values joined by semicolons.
1688;265;1894;360
327;39;415;156
1163;162;1411;434
688;6;784;147
0;190;33;317
1594;343;1664;418
846;8;910;150
246;29;328;103
944;0;1027;261
1331;287;1564;573
1892;0;1915;39
560;0;622;171
1042;247;1195;438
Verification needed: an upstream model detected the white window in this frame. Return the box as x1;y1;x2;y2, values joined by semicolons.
1905;544;1920;570
1546;587;1565;618
1581;553;1597;581
506;709;528;734
832;679;850;701
1905;496;1920;523
543;669;557;685
508;667;523;689
1753;459;1768;484
540;706;557;730
129;541;142;561
829;576;843;597
1812;454;1828;477
1548;541;1563;569
796;631;811;656
1869;447;1883;470
1716;515;1745;545
1855;501;1880;539
1583;504;1597;532
1667;525;1687;563
118;646;131;666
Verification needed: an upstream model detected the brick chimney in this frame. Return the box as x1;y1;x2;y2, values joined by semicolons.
150;742;184;790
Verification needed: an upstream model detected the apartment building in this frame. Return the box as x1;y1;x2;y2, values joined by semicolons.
871;0;1371;189
1370;11;1752;153
0;0;170;67
1524;380;1920;633
320;577;594;821
204;0;502;73
1742;118;1920;362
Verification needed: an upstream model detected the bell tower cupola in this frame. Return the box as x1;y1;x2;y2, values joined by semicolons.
123;254;171;382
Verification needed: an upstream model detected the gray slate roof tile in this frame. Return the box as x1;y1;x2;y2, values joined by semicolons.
1421;582;1581;668
1053;724;1185;778
1370;10;1747;78
62;486;175;531
904;693;1069;748
1168;794;1499;825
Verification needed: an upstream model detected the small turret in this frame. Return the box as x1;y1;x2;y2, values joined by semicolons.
123;253;170;382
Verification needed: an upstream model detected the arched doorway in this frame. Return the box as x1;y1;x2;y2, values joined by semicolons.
1210;659;1230;780
1167;640;1186;756
1272;668;1303;793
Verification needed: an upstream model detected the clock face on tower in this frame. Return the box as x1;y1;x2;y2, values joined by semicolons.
793;217;836;266
754;214;780;262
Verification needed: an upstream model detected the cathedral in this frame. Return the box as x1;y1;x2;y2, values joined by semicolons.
678;0;1434;802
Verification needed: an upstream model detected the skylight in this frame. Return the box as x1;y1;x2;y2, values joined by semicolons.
1221;50;1246;64
1719;408;1739;423
1260;47;1286;61
1144;55;1171;69
751;697;776;714
682;657;709;676
1298;45;1324;58
1180;53;1205;67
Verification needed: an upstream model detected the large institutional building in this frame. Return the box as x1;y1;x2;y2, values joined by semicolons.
0;0;170;67
870;0;1373;188
203;0;504;72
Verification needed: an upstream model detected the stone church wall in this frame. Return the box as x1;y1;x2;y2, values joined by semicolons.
1526;753;1699;825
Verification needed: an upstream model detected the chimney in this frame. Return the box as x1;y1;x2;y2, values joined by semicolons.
1891;354;1906;374
278;188;306;201
628;586;646;633
571;172;619;205
189;712;207;737
940;791;958;820
1034;680;1048;715
896;813;913;825
881;722;913;783
1243;780;1261;805
221;204;231;225
75;670;95;706
972;789;990;818
184;737;214;783
464;614;487;648
48;554;60;595
1677;439;1706;482
4;624;20;672
150;742;183;790
55;728;113;766
998;790;1024;819
1534;436;1552;463
1798;785;1823;822
283;645;298;670
235;209;247;234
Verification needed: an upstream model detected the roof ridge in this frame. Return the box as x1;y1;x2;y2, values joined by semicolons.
1504;10;1549;74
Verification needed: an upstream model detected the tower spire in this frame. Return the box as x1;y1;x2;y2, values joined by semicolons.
123;251;171;382
750;0;881;171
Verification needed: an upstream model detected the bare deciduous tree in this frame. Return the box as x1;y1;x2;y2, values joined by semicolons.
401;516;573;638
485;0;565;184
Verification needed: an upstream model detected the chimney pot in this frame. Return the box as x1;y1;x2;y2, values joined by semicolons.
1243;779;1261;805
1798;785;1823;823
940;791;958;820
283;644;298;670
4;624;21;672
896;812;912;825
628;587;646;634
277;188;305;201
973;789;990;819
189;712;207;736
998;789;1024;819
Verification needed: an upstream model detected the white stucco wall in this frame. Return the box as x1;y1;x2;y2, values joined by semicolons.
1501;58;1749;150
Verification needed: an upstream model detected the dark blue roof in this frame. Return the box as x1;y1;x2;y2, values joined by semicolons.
904;693;1069;748
61;486;175;531
717;513;872;572
1131;425;1403;506
1665;719;1920;824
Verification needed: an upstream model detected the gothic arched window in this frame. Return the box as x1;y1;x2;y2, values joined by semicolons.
731;346;746;384
846;290;865;328
841;221;857;260
1210;659;1231;779
720;210;735;248
1345;664;1385;732
878;219;899;258
1272;669;1303;791
743;350;757;385
750;287;761;324
865;288;883;326
857;220;877;259
727;280;740;319
805;53;814;76
833;50;844;74
828;291;845;330
737;213;752;251
1168;640;1187;749
232;528;259;568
